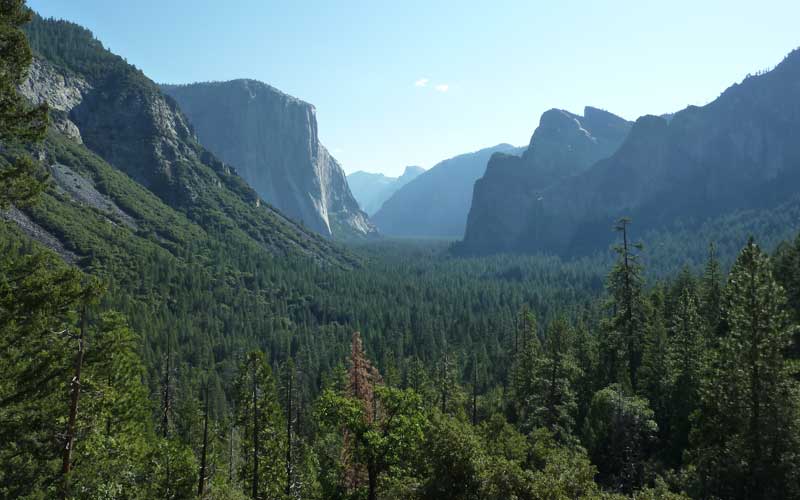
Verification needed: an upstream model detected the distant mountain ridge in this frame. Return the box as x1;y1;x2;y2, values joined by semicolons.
347;165;425;215
459;48;800;256
373;144;523;239
161;80;376;240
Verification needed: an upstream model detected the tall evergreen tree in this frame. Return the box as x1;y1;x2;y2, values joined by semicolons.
0;0;48;208
700;242;724;337
318;333;425;500
524;317;580;441
233;351;286;500
666;288;705;466
637;287;672;454
508;307;540;424
690;239;800;500
601;218;648;391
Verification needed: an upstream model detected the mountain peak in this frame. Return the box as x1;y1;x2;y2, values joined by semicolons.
162;81;376;239
402;165;425;176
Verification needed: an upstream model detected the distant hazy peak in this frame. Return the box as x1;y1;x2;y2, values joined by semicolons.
347;165;425;216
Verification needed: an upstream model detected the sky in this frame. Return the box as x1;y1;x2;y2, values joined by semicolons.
29;0;800;176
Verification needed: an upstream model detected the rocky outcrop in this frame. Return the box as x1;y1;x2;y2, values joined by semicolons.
373;144;523;239
161;80;377;239
460;48;800;256
461;107;632;254
347;165;425;215
18;58;89;143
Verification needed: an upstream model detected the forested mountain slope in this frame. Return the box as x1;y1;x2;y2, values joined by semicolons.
21;15;345;259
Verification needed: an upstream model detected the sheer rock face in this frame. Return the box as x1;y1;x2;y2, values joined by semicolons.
462;107;632;254
161;80;377;239
463;49;800;256
18;58;90;143
22;57;203;206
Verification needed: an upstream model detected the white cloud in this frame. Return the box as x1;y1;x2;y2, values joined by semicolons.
434;84;449;93
414;77;430;87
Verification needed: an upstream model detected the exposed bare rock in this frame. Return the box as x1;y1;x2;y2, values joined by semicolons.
50;163;138;230
1;207;78;263
18;57;90;143
162;80;377;239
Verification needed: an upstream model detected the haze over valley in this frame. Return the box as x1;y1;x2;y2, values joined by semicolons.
3;2;800;499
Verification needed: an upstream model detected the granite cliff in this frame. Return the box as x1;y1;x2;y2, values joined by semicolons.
461;49;800;256
461;107;632;254
161;80;376;239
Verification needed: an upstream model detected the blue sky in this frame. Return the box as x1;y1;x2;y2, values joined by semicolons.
29;0;799;176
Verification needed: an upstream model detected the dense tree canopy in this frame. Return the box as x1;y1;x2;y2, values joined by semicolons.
2;3;800;498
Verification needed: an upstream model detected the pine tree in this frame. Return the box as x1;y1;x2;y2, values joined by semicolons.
700;242;724;337
690;239;800;500
601;218;648;391
317;333;425;500
525;317;580;442
60;302;88;499
0;245;97;496
637;287;672;453
572;319;599;432
508;307;540;424
197;380;210;498
233;351;286;499
0;0;49;208
666;287;705;466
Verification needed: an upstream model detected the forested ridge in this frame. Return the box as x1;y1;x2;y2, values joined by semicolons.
2;2;800;499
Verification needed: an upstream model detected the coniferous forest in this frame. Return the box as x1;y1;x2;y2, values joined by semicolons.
2;1;800;499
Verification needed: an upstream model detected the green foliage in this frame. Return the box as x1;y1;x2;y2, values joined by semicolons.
420;411;483;500
317;385;426;500
232;351;286;500
584;385;658;493
5;4;800;499
600;219;649;391
0;0;48;208
529;318;581;441
689;240;800;500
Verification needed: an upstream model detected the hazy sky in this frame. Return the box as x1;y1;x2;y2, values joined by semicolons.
29;0;799;176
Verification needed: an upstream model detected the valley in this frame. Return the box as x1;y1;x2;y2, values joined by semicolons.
2;3;800;500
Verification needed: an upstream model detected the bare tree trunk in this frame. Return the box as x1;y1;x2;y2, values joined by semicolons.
198;382;209;498
61;305;87;499
472;354;478;426
252;360;259;500
228;422;234;483
161;342;172;438
367;462;378;500
286;367;293;497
